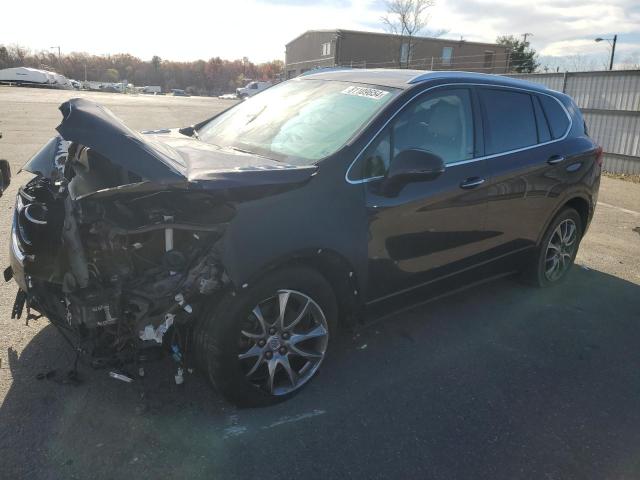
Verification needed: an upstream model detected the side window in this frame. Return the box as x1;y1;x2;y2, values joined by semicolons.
393;89;474;164
539;95;570;139
533;95;552;143
358;89;474;179
362;128;391;179
479;89;537;154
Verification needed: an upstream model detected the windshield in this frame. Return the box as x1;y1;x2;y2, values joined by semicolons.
198;79;399;164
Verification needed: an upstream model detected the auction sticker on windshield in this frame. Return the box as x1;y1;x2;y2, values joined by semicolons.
341;86;389;100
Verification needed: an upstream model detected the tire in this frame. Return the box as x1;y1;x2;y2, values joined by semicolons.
522;207;583;287
195;266;337;407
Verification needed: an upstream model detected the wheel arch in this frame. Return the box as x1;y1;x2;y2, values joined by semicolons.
538;193;592;246
241;248;364;327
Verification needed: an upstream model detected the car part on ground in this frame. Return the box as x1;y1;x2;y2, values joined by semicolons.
0;130;10;196
0;159;10;196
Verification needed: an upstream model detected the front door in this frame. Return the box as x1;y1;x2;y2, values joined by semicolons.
362;87;493;301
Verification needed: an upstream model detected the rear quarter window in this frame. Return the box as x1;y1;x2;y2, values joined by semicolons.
538;95;570;139
479;88;538;155
533;96;552;143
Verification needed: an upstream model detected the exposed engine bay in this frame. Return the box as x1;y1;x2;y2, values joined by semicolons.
10;141;233;368
6;97;317;378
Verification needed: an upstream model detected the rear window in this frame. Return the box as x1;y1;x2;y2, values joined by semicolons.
533;96;552;143
479;89;537;155
538;95;570;139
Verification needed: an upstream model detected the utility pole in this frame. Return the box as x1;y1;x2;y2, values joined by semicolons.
609;34;617;70
521;33;533;45
595;35;618;71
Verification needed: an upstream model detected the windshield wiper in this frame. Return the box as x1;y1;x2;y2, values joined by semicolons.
230;146;258;155
230;146;280;162
245;105;267;126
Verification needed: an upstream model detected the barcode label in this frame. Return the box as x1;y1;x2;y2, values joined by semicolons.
341;86;389;100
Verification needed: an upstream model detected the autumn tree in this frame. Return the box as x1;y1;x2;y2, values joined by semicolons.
0;44;283;95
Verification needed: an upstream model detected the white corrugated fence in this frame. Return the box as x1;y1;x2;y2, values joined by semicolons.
503;70;640;175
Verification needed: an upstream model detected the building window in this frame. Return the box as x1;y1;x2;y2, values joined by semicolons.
484;51;495;69
321;42;331;56
442;47;453;66
400;42;411;65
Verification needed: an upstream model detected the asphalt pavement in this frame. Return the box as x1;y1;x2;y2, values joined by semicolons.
0;86;639;480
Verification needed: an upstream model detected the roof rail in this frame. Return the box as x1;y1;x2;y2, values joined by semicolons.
407;71;435;84
298;66;353;76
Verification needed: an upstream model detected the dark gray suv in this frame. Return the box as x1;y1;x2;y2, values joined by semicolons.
7;70;601;406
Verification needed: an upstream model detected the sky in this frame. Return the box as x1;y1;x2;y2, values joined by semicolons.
2;0;639;68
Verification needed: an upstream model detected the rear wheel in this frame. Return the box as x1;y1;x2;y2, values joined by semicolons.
195;267;337;407
523;207;583;287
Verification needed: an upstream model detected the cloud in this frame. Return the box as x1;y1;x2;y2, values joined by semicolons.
1;0;638;65
434;0;639;58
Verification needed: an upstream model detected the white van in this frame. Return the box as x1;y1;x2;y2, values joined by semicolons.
236;81;272;98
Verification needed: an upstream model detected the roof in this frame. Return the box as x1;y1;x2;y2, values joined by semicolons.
298;68;552;92
286;29;506;50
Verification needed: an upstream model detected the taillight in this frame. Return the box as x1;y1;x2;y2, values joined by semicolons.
595;145;604;168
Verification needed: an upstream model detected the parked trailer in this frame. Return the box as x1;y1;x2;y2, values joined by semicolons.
0;67;73;89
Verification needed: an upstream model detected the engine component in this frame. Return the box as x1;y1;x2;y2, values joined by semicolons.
62;196;89;289
67;288;120;328
139;313;174;344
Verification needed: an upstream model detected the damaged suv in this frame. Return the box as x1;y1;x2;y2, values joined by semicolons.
7;70;601;406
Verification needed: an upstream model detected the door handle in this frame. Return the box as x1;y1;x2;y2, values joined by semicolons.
460;177;485;189
547;155;565;165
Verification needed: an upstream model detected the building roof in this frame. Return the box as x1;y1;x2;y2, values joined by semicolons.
298;68;550;92
286;29;505;49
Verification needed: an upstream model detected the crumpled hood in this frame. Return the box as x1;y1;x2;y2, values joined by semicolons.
24;98;317;194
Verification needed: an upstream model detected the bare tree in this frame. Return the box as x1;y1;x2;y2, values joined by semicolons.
619;52;640;70
381;0;435;68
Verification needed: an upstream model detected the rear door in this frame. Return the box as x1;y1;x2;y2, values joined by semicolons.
479;87;572;255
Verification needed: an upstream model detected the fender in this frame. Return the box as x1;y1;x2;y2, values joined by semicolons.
536;189;594;246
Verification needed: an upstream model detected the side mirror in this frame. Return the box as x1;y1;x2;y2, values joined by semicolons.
382;149;444;196
0;160;11;195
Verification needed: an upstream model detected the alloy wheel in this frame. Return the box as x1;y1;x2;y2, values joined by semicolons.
237;289;329;396
544;218;578;282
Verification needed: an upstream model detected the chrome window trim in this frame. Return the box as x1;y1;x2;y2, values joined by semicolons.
345;82;573;184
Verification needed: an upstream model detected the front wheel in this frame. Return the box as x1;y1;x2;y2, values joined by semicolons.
523;207;583;287
195;267;337;407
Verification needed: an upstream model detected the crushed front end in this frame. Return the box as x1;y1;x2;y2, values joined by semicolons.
8;138;232;368
6;97;317;376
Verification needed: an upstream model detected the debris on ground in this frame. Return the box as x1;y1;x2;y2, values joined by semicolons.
109;371;134;383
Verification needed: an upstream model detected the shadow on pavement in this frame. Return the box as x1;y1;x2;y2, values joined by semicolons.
1;266;639;479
